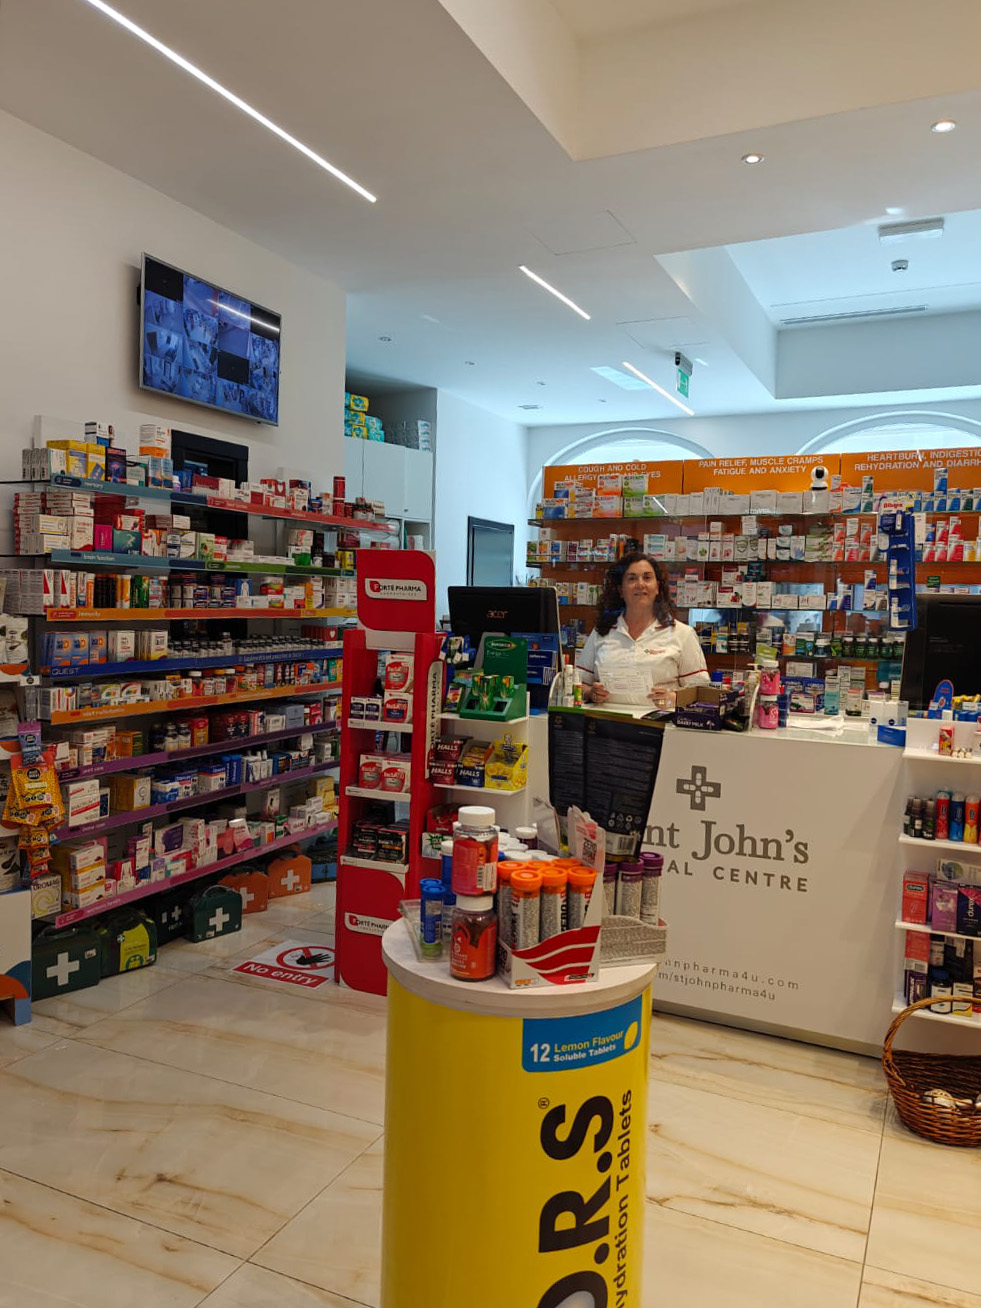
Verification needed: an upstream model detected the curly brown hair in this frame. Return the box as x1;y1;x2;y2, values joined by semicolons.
595;551;677;636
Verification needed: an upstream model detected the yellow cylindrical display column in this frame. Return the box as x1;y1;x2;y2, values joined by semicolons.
381;924;657;1308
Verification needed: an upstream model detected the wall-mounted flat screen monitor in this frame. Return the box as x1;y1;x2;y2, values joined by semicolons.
140;253;281;425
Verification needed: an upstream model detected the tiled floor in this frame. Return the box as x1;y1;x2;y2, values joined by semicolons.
2;882;978;1308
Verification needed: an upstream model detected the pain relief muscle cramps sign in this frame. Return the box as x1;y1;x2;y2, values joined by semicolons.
381;981;652;1307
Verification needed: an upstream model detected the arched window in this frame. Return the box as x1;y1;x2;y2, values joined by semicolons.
798;412;981;457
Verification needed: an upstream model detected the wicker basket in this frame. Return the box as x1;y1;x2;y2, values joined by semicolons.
882;996;981;1147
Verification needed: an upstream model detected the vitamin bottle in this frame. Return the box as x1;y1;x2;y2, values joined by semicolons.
450;896;497;981
451;806;498;896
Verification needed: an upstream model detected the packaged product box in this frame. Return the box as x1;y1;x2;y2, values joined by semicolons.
31;873;62;919
622;473;648;498
104;628;135;663
594;495;622;518
109;773;152;811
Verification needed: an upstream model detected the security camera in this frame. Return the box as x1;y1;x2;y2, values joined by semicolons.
892;258;909;272
810;464;829;490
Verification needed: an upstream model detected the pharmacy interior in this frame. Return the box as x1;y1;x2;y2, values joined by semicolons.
528;445;981;1065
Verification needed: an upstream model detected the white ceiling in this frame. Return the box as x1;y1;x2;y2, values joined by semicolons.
3;0;981;425
547;0;752;39
729;209;981;322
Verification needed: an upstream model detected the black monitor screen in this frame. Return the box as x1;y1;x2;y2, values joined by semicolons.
448;587;560;644
900;594;981;709
140;253;281;425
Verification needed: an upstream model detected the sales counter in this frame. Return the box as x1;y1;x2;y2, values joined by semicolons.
532;712;905;1054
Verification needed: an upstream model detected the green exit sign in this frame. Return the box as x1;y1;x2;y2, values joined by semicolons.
676;368;690;399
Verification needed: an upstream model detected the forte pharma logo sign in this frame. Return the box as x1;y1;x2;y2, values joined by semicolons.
654;762;811;893
366;578;428;600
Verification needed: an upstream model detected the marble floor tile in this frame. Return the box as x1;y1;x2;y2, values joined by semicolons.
0;1166;236;1308
0;1040;379;1258
200;1264;368;1307
158;916;291;974
650;1012;888;1134
254;1138;383;1307
79;973;387;1122
866;1129;981;1297
860;1268;981;1308
647;1080;879;1260
0;1020;59;1068
644;1204;863;1308
303;911;337;934
30;962;185;1029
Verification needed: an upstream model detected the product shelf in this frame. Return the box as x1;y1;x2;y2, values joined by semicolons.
431;783;527;796
56;761;339;840
891;994;981;1028
345;785;412;802
46;548;356;578
340;852;408;876
43;644;343;680
344;720;414;733
43;475;399;534
897;833;981;853
902;748;981;764
57;721;339;782
894;918;977;943
42;606;355;623
47;817;339;928
47;679;342;725
440;713;529;724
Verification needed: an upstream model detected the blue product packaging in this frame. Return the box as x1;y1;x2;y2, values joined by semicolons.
949;794;965;843
419;878;444;957
224;754;243;786
440;839;454;892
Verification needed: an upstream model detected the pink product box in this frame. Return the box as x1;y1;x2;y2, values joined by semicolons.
93;524;113;550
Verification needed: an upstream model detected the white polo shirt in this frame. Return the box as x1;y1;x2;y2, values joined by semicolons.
576;616;709;702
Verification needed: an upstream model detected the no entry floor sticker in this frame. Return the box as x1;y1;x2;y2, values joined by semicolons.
233;940;335;988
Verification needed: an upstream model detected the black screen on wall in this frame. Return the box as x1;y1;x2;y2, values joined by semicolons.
140;253;281;425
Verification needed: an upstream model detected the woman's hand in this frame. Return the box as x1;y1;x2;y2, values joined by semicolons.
591;681;609;705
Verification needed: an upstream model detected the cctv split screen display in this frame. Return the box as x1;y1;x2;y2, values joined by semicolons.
141;255;281;424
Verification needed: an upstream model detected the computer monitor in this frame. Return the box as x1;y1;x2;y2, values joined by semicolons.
447;587;560;643
900;593;981;710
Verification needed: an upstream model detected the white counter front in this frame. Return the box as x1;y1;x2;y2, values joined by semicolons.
534;713;906;1054
648;726;903;1053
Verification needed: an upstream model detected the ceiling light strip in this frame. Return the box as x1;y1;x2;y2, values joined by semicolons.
519;266;591;320
77;0;377;202
620;361;694;417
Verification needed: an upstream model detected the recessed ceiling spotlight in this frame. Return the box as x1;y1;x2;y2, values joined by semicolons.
741;152;764;165
620;361;694;417
931;119;957;134
77;0;377;202
694;357;709;367
518;266;591;320
884;207;905;217
378;335;392;342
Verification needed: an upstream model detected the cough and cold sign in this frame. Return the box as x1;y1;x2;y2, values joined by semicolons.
381;985;652;1308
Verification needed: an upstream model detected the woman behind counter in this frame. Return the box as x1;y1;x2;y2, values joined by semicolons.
576;551;710;705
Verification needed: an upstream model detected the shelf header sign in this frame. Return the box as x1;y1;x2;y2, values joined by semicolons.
357;549;436;650
682;454;841;493
543;459;684;498
840;447;981;491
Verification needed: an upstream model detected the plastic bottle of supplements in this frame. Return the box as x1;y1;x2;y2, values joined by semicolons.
567;865;597;928
450;896;497;981
539;866;568;940
451;806;499;896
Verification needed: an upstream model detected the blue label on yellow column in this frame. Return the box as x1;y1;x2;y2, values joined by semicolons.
522;995;643;1072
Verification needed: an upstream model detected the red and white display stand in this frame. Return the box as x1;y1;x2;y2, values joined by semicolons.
335;551;445;995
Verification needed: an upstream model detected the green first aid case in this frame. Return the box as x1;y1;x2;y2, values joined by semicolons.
32;925;102;1001
186;884;242;942
95;909;158;977
150;888;194;944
